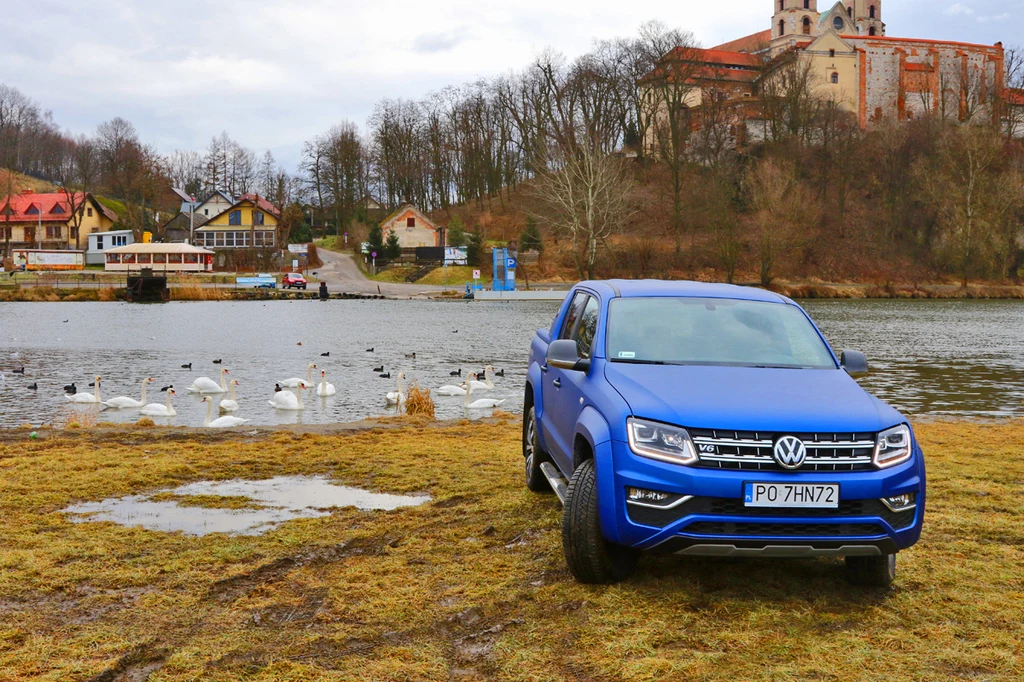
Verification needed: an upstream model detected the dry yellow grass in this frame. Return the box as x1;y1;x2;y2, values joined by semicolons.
404;382;436;419
0;420;1021;681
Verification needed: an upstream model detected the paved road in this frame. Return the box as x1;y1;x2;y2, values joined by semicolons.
312;248;449;298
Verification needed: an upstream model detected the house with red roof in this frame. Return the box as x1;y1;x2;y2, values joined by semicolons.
0;190;117;254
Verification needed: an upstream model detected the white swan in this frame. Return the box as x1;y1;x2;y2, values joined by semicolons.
102;377;155;409
468;366;495;392
279;363;316;388
202;396;249;428
66;376;103;404
187;368;228;394
218;380;240;412
316;370;336;397
140;389;177;417
268;381;308;410
464;381;505;410
437;376;469;396
385;372;406;405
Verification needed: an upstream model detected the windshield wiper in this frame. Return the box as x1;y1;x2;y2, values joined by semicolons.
611;358;666;365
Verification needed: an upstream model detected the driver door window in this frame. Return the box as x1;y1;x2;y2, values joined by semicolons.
560;292;589;339
574;296;600;359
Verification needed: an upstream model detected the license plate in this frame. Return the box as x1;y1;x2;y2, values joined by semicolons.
744;482;839;509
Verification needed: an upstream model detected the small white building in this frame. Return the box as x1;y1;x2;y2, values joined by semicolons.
85;230;134;265
104;242;215;273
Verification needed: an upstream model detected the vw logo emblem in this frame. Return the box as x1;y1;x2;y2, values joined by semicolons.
773;436;807;469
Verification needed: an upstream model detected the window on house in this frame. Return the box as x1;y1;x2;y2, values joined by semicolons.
779;20;785;35
229;210;241;225
107;254;120;264
51;205;64;214
831;72;839;84
833;16;844;30
803;0;809;8
778;0;783;11
204;209;209;216
87;207;93;217
407;217;415;227
96;236;104;249
0;227;9;239
847;7;852;17
168;253;183;264
26;205;38;215
46;226;61;239
253;210;264;225
869;26;876;36
122;253;136;264
137;254;151;264
803;17;811;34
830;49;836;57
153;254;166;264
71;227;78;240
869;5;876;18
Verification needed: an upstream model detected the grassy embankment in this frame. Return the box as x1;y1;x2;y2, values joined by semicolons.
0;419;1021;680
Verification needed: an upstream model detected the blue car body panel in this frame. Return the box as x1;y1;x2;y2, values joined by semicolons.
528;279;926;556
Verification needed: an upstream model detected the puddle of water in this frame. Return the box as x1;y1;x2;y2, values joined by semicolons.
62;475;431;536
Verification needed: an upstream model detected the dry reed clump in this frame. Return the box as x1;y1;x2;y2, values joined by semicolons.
170;284;234;301
404;382;435;419
306;242;324;268
136;417;156;428
57;406;99;430
97;286;120;302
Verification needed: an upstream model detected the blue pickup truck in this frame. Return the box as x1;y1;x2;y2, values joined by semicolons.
524;280;925;586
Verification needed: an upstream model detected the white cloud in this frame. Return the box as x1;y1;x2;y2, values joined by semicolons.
944;3;975;15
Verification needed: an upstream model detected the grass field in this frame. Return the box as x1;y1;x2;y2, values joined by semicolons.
0;419;1021;681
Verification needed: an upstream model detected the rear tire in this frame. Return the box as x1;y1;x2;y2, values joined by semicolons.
562;458;638;584
845;553;896;587
523;407;551;493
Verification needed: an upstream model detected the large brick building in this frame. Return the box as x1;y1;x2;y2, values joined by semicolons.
646;0;1011;145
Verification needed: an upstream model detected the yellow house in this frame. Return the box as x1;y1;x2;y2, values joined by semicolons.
193;194;281;250
0;190;117;252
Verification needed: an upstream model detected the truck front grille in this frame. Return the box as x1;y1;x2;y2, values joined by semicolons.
688;429;876;472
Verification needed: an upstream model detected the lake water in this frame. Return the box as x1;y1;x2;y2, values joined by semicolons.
0;298;1022;428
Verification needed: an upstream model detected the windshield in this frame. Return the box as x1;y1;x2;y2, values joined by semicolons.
606;297;836;369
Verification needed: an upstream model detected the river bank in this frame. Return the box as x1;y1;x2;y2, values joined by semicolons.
0;418;1021;681
2;280;1024;302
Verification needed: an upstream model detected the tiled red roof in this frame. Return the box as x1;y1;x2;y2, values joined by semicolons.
713;30;772;54
1;191;84;222
237;194;281;217
1007;88;1024;106
643;47;762;85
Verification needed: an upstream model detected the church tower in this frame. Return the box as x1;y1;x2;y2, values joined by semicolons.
772;0;822;47
843;0;885;36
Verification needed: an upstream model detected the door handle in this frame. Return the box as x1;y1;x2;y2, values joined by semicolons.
552;378;561;388
541;364;548;373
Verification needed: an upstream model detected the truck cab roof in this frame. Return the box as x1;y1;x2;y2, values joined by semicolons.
579;280;789;304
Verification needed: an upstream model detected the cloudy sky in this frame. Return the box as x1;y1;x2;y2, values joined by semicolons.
2;0;1019;168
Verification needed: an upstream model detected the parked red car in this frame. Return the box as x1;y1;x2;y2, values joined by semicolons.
282;273;307;290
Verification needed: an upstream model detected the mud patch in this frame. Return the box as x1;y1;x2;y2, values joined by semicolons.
63;475;431;536
86;641;170;682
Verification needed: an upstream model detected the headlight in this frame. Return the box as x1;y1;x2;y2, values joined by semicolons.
627;418;698;465
874;424;912;468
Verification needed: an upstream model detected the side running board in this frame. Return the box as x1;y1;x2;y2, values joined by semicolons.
540;462;568;505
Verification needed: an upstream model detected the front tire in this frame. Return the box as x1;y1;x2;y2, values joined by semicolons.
562;458;638;584
845;553;896;587
523;407;550;493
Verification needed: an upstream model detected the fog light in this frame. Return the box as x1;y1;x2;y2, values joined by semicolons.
628;487;671;504
625;487;691;509
881;493;917;513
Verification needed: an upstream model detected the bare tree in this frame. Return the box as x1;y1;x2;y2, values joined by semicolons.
918;125;1024;286
1003;46;1024;140
744;157;813;286
530;146;636;279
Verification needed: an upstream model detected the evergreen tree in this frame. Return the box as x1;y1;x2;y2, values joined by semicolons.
519;216;543;253
385;230;402;259
447;215;467;246
367;224;385;256
466;230;483;266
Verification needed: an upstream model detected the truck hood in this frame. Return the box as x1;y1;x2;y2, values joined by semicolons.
603;362;902;434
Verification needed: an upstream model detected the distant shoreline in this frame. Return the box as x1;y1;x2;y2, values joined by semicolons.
1;281;1023;302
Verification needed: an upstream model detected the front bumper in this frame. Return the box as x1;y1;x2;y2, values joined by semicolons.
599;438;925;555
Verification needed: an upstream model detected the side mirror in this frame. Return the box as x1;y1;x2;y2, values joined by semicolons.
547;339;591;372
840;349;869;375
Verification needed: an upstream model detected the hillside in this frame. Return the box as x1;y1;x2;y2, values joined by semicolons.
0;169;57;194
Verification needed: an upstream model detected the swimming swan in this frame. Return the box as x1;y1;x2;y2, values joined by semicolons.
279;363;317;388
202;396;249;428
218;379;241;412
187;368;229;394
463;381;505;410
66;376;103;404
102;377;155;409
140;389;177;417
385;372;406;405
269;381;308;410
317;370;337;397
